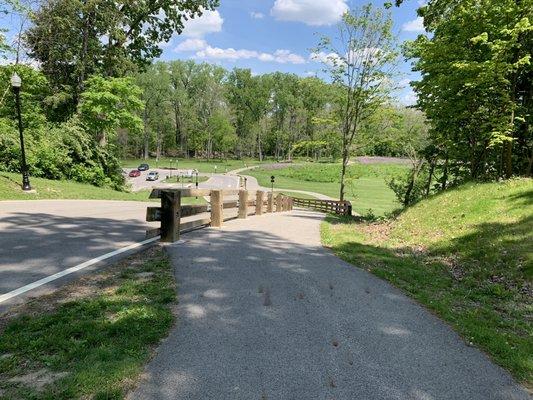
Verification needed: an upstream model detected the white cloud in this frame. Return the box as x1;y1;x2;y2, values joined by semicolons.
401;89;418;105
175;38;207;52
182;10;223;38
402;17;425;33
195;46;306;64
250;11;264;19
398;78;411;88
309;51;343;67
271;0;348;26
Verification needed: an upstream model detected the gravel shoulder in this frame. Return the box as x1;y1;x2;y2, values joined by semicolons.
132;209;528;400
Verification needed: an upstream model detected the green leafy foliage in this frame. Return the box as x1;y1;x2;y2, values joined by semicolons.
0;67;143;188
24;0;220;116
404;0;532;179
78;75;143;146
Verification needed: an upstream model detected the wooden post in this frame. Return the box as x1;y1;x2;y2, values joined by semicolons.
276;193;283;212
256;191;264;215
238;190;248;219
211;190;223;227
267;192;273;213
160;190;181;242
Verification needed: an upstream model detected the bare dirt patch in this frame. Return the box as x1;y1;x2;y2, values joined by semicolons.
9;369;68;392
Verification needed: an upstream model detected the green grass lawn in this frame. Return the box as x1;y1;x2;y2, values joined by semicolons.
0;246;176;399
121;157;262;173
321;178;533;386
247;162;407;216
0;172;207;205
0;172;152;202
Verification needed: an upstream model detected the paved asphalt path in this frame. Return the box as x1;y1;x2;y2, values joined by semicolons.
132;209;528;400
0;200;159;310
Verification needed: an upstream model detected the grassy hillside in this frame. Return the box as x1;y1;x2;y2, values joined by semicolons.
0;172;204;204
0;172;152;201
248;162;406;216
322;178;533;386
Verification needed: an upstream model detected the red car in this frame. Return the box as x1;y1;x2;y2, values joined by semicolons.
129;170;141;178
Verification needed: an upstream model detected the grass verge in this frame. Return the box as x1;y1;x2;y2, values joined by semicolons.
0;172;205;205
321;178;532;387
0;172;153;202
0;246;176;399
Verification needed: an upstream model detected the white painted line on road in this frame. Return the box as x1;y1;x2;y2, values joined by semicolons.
0;236;159;304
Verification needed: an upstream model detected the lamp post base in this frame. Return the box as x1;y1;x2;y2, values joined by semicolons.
22;172;32;191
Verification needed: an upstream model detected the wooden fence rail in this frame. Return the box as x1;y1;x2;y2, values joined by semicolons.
289;197;352;216
146;189;293;242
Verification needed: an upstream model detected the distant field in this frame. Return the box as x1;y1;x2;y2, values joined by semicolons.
247;162;407;216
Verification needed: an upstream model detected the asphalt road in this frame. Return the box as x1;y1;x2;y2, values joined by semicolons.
124;168;240;192
132;210;529;400
0;173;241;311
0;200;159;310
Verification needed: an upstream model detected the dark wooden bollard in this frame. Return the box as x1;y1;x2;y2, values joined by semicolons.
160;190;181;242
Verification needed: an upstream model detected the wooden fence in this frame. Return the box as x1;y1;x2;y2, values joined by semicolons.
146;188;293;242
289;197;352;216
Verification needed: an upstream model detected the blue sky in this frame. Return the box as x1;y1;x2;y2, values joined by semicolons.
3;0;425;104
159;0;425;104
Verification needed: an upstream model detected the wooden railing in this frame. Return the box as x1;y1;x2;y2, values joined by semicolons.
289;196;352;216
146;189;293;242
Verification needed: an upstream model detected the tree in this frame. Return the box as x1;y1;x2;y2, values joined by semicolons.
226;69;270;159
314;4;397;201
404;0;532;179
0;0;25;58
78;75;143;147
136;62;173;159
24;0;220;116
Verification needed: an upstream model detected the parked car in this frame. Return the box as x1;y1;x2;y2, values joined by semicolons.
129;169;141;178
146;171;159;181
138;163;149;171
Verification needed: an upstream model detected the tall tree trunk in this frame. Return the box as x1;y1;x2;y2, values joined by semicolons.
78;4;93;98
257;130;263;161
404;160;424;206
441;156;449;190
426;159;435;196
504;99;515;178
339;133;349;201
143;110;149;159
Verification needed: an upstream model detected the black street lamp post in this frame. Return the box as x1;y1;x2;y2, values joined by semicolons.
11;73;31;191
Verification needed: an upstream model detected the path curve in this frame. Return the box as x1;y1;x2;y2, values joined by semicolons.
132;210;528;400
228;165;336;201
